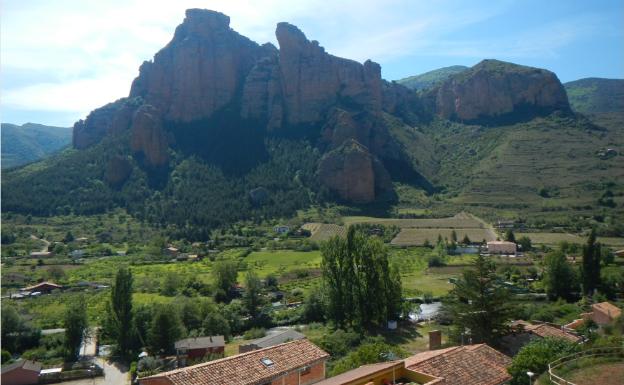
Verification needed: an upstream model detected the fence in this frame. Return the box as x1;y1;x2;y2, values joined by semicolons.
548;346;624;385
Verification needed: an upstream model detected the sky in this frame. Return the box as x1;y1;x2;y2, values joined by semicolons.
2;0;623;127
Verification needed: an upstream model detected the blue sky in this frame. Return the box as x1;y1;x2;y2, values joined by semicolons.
2;0;623;127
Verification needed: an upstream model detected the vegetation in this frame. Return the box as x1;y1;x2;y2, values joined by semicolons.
543;251;578;300
109;268;134;358
444;254;515;346
1;123;71;169
507;337;579;385
321;227;402;330
581;229;602;295
63;296;88;361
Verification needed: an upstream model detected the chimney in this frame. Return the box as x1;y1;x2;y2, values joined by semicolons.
429;330;442;350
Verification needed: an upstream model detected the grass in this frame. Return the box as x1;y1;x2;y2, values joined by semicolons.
342;214;484;229
240;250;322;280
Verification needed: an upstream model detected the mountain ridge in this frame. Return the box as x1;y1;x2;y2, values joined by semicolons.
1;122;72;169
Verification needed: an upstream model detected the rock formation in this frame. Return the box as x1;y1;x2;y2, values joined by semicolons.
318;139;391;203
427;59;570;122
130;104;169;166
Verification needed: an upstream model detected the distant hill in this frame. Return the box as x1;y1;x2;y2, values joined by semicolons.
564;78;624;114
396;65;468;90
1;123;72;168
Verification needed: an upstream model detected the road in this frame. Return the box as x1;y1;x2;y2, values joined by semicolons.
48;359;129;385
30;234;50;252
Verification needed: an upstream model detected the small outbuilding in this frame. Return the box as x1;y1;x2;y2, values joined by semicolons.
487;241;517;255
1;360;42;385
175;336;225;366
238;328;305;353
21;282;63;294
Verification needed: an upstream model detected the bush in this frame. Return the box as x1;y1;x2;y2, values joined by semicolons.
329;337;407;376
243;328;266;340
508;338;579;385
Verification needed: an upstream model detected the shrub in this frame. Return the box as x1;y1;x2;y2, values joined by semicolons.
508;338;579;385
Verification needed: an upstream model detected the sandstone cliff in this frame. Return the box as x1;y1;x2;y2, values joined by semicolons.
427;59;570;122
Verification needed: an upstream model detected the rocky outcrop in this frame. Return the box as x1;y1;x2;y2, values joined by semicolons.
70;9;401;201
130;9;264;123
276;22;382;126
130;105;169;166
428;59;570;122
318;139;391;203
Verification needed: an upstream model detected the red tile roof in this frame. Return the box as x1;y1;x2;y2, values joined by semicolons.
139;339;328;385
405;344;512;385
592;302;622;319
315;361;403;385
525;324;581;343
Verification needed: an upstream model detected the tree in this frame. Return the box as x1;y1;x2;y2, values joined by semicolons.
110;267;134;358
64;296;88;361
63;231;74;243
445;254;514;346
212;261;238;302
451;230;458;243
507;338;578;385
517;236;532;252
160;272;180;296
321;227;402;330
243;271;264;324
461;234;471;245
543;251;578;300
302;286;326;323
504;229;516;243
202;311;231;339
148;305;184;355
581;229;602;295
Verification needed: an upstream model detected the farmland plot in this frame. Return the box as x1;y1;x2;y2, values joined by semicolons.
302;223;346;242
391;228;495;246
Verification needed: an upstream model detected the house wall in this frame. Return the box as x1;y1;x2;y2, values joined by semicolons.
139;377;174;385
1;368;40;385
592;309;615;325
488;243;516;254
186;346;224;359
270;361;325;385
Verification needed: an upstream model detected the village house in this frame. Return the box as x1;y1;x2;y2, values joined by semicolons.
29;251;54;259
21;281;63;294
175;336;225;366
139;339;329;385
274;225;290;234
565;301;622;330
501;321;581;356
486;241;517;255
316;343;512;385
1;360;42;385
164;246;179;257
239;328;306;353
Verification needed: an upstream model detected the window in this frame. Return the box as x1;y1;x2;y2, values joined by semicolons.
260;358;274;367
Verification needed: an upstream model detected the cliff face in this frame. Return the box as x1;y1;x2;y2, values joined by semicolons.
428;59;570;122
72;9;394;203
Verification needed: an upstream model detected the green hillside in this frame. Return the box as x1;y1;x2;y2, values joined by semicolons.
1;122;72;168
564;78;624;114
396;65;468;90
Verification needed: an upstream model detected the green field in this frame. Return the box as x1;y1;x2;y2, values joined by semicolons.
240;250;322;280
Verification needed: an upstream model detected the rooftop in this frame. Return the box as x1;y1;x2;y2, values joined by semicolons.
315;361;404;385
1;360;42;374
248;328;306;349
592;302;622;318
525;323;581;343
175;336;225;350
139;339;329;385
22;281;62;291
405;344;512;385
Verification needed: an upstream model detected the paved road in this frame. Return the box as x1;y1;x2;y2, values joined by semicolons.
48;358;129;385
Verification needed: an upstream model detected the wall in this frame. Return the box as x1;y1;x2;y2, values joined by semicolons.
270;361;326;385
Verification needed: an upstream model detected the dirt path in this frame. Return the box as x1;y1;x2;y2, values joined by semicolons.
30;234;50;252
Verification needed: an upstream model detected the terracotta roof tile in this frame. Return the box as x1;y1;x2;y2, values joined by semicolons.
405;344;511;385
525;324;581;342
139;339;328;385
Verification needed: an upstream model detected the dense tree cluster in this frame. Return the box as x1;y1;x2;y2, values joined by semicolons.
580;229;602;295
2;138;322;240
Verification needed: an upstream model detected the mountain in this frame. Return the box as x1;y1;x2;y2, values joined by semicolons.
423;59;570;124
396;65;468;90
1;123;72;168
5;9;616;239
564;78;624;114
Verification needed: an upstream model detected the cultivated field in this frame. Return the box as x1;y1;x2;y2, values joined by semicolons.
343;212;485;229
391;228;495;246
302;223;346;242
516;232;624;247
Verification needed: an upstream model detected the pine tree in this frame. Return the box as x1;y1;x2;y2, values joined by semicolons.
243;271;264;324
445;255;514;345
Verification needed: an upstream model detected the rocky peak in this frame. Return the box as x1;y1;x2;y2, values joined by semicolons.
428;59;570;123
181;9;231;37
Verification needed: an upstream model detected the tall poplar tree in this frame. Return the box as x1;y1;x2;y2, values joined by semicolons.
581;229;602;295
111;267;134;357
